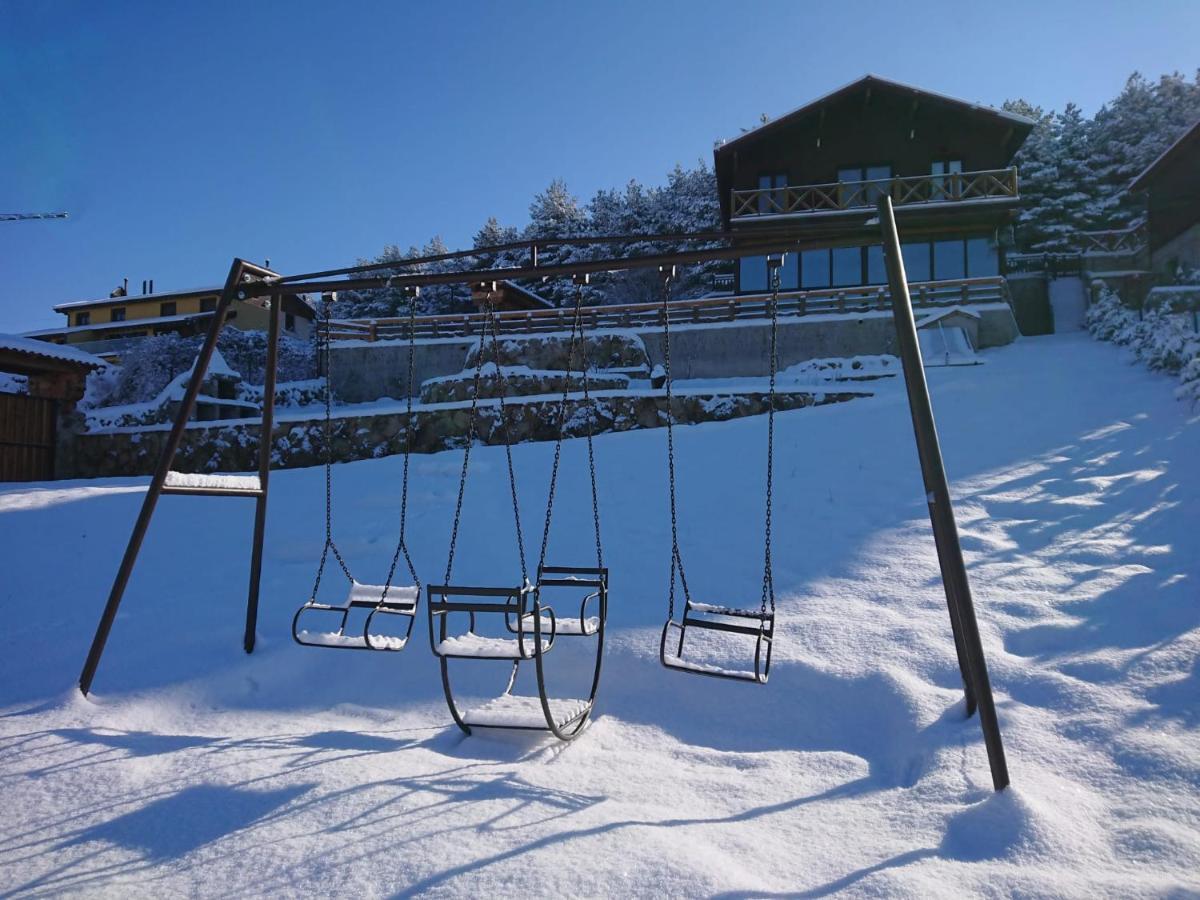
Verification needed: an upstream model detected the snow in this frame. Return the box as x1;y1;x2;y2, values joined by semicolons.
688;601;769;619
517;612;600;636
293;630;407;651
1;333;1199;896
0;333;106;367
460;694;591;729
347;580;418;608
661;653;765;681
163;471;261;491
434;632;553;659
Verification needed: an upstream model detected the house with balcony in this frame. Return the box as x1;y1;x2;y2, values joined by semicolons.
24;275;316;361
713;75;1034;310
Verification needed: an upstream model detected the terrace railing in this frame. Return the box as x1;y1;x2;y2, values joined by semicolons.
730;167;1019;221
327;276;1011;342
1073;224;1148;255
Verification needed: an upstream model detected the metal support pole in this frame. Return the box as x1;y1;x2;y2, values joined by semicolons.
243;287;282;652
79;259;246;696
876;196;1010;791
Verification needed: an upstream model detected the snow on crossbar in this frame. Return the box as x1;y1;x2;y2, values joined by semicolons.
461;694;590;729
688;602;769;619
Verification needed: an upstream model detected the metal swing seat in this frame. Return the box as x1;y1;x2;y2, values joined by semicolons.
657;263;781;685
292;296;422;652
430;284;608;741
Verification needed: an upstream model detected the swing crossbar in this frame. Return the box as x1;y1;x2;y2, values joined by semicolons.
428;584;554;660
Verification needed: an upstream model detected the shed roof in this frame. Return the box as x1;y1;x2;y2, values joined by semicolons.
1130;117;1200;192
0;334;106;373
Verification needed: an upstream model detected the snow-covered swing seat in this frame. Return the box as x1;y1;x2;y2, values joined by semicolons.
291;296;421;652
428;286;608;741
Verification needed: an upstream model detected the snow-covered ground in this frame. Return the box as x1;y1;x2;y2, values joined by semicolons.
1;333;1197;897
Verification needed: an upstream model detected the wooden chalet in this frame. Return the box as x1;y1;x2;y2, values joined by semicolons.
469;279;555;313
1129;117;1200;277
713;75;1035;295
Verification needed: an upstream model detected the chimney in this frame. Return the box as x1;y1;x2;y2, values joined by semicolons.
149;278;154;294
141;280;147;294
123;277;128;293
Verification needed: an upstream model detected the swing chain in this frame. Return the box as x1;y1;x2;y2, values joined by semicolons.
660;266;691;619
761;260;781;619
443;296;492;585
537;282;587;574
484;303;530;586
380;294;421;600
312;296;354;601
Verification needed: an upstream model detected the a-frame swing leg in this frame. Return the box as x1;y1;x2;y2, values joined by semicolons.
79;259;277;696
243;283;282;653
877;196;1010;792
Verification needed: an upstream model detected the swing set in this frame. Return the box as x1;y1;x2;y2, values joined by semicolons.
76;198;1010;789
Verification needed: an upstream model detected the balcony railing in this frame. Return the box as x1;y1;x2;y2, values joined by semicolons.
730;167;1019;221
1073;224;1147;255
327;276;1010;343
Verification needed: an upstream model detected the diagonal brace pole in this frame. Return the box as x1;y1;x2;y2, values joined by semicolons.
876;196;1010;791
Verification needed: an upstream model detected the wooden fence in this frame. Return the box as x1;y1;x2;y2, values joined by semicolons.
327;276;1011;343
730;168;1019;220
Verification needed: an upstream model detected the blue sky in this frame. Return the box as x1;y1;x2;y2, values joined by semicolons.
2;0;1197;332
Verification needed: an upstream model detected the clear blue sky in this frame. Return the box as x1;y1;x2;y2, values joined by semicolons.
2;0;1197;332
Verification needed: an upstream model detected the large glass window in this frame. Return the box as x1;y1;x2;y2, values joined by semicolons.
832;247;862;286
757;173;786;214
837;165;891;207
966;236;998;277
934;240;966;280
777;252;799;290
866;245;888;285
801;249;830;288
739;255;768;292
902;242;931;283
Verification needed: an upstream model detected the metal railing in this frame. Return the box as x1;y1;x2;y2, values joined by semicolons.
327;276;1011;342
730;167;1019;220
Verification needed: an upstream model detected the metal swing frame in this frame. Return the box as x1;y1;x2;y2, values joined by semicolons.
78;200;1008;789
291;293;422;652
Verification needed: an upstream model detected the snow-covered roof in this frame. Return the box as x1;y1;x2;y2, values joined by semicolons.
0;334;106;368
916;305;982;328
22;311;215;337
1129;117;1200;192
714;74;1036;152
53;286;224;312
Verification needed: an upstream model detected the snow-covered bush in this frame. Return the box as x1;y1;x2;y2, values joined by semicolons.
85;330;317;408
1087;282;1200;406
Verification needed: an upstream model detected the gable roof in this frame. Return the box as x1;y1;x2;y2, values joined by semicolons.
0;333;106;373
714;74;1035;155
1130;117;1200;192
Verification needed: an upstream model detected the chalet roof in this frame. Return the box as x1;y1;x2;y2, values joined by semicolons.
23;311;216;338
1130;117;1200;192
0;334;106;373
714;74;1035;155
501;280;555;309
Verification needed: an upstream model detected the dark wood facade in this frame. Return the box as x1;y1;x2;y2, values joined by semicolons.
713;75;1034;294
1130;118;1200;259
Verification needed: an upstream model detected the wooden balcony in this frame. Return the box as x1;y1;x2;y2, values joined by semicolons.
327;276;1011;343
730;167;1019;222
1073;224;1147;255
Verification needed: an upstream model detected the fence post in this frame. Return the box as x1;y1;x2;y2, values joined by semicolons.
728;300;736;322
368;321;378;342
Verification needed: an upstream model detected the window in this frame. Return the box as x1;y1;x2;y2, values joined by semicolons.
832;247;862;286
837;165;892;207
901;242;932;283
110;307;126;322
200;297;217;312
777;252;799;291
866;245;888;285
285;312;297;331
966;237;998;277
757;173;787;214
934;240;966;280
160;301;176;317
801;249;830;288
931;160;964;200
739;255;768;293
75;311;90;326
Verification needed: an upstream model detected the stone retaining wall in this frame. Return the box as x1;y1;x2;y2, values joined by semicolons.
64;389;866;479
